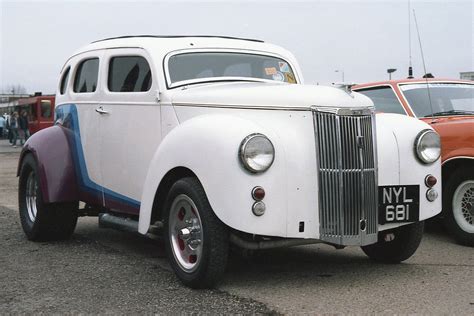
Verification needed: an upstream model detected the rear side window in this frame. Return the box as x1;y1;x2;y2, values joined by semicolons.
74;58;99;93
108;56;152;92
60;67;70;95
356;87;406;115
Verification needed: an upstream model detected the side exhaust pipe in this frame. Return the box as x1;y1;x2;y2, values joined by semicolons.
99;213;138;233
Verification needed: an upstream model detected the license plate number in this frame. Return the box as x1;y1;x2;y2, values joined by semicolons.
378;185;420;224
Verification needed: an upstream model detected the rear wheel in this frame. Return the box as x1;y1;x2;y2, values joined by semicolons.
444;168;474;246
163;177;228;288
18;154;78;241
361;221;424;263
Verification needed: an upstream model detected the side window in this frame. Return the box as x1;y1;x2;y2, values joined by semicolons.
108;56;152;92
40;100;52;118
74;58;99;93
356;87;406;115
60;67;70;95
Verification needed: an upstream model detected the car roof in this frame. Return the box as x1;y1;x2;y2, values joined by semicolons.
71;35;287;58
91;35;264;44
354;78;473;89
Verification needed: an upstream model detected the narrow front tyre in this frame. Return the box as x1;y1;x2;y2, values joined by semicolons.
164;177;229;288
361;221;424;263
18;154;78;241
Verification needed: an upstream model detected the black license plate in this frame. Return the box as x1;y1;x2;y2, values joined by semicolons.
378;185;420;224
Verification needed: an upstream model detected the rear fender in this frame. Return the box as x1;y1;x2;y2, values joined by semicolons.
17;126;79;203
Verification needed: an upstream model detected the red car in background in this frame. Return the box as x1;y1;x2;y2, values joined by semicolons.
17;95;55;135
354;78;474;246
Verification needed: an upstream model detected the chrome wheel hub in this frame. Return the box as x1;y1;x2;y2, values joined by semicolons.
169;194;203;272
453;180;474;233
25;171;38;223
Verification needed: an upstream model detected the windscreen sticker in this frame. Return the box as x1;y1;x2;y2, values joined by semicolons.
278;62;290;73
272;72;285;82
265;67;277;75
284;72;296;83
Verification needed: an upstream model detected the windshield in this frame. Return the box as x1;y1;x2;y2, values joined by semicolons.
400;83;474;117
167;52;297;87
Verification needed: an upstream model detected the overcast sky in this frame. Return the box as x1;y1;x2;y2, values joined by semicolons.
0;0;472;94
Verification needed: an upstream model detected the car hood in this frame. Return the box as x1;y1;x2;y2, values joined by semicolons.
168;82;373;109
421;116;474;161
421;116;474;137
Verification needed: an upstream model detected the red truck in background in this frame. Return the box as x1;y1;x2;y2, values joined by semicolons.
16;95;55;135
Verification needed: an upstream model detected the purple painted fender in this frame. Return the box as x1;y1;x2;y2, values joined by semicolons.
17;125;79;203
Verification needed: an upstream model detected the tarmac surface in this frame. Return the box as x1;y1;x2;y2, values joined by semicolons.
0;139;473;314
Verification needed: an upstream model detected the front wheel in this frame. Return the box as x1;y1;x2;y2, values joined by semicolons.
361;221;424;263
18;154;78;241
444;168;474;246
163;177;228;288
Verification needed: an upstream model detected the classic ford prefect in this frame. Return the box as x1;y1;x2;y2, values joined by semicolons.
354;79;473;246
18;36;442;288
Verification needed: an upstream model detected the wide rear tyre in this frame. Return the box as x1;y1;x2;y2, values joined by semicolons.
163;177;229;289
443;168;474;247
18;154;78;241
361;221;424;263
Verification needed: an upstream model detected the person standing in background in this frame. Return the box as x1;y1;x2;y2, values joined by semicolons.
19;111;30;145
0;115;5;138
7;112;13;144
10;112;19;148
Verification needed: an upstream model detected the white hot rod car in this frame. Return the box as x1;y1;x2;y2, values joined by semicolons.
18;36;442;288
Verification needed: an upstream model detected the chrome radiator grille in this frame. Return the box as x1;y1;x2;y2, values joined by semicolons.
314;109;378;246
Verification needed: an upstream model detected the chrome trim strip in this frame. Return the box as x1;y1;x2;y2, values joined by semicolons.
56;101;157;107
311;106;374;116
172;102;311;111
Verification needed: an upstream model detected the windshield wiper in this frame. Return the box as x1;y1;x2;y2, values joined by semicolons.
424;110;474;117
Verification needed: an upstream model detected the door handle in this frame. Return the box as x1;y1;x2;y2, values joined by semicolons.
95;107;109;115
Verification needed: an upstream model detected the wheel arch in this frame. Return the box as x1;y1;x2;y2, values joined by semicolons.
149;166;198;225
17;148;36;176
442;157;474;183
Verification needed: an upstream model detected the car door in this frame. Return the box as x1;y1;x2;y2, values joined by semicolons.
99;48;161;214
69;52;105;206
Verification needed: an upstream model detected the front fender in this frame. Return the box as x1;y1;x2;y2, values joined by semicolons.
17;126;79;203
376;113;442;230
138;114;289;235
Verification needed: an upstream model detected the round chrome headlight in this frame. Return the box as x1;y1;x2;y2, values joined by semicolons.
239;133;275;173
415;129;441;164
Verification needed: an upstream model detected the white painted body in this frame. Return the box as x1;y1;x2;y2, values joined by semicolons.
55;36;442;242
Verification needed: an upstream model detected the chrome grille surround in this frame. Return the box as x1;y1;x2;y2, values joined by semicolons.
312;106;378;246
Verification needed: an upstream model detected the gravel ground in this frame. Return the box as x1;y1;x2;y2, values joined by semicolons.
0;204;275;314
